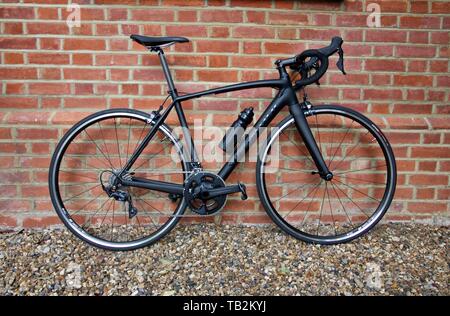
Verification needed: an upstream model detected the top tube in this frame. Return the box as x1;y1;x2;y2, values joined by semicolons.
174;79;287;103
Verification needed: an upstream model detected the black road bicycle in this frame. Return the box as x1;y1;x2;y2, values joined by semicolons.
49;35;396;250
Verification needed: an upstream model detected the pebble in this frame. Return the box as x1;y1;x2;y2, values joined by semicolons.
0;223;448;295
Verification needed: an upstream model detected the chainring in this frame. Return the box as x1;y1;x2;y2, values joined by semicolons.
183;171;226;215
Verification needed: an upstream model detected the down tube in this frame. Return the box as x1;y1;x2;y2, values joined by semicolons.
218;88;290;181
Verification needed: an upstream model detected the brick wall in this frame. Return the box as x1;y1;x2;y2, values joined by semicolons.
0;0;449;229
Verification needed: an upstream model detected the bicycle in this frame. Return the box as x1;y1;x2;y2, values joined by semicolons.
49;35;397;251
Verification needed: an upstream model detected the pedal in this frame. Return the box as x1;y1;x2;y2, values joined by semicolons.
238;182;247;200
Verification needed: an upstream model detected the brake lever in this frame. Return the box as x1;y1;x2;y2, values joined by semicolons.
337;47;346;75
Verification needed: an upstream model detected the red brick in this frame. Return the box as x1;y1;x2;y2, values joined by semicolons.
27;22;68;35
410;174;448;186
268;12;308;25
0;216;17;227
200;10;243;23
0;97;38;109
37;7;59;19
410;1;429;13
131;9;175;21
394;75;433;87
365;60;406;72
17;129;58;140
28;53;69;64
364;89;403;100
64;68;106;80
369;0;407;12
412;147;450;158
6;112;50;125
197;40;239;53
3;22;23;34
396;46;436;58
400;16;440;29
0;7;34;19
0;68;37;80
431;2;450;14
166;25;207;37
23;217;62;228
366;30;407;43
29;83;70;95
408;202;447;213
64;39;105;50
198;70;238;82
234;26;274;39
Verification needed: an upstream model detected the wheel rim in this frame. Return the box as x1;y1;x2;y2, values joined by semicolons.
50;111;187;249
259;106;396;242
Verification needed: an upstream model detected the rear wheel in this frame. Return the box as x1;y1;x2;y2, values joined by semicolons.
257;105;396;244
49;109;188;251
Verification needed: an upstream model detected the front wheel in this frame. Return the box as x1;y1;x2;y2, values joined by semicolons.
257;105;396;244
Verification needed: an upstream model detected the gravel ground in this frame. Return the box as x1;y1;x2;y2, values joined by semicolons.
0;223;448;296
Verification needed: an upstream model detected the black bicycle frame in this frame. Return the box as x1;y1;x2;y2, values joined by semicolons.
119;48;330;195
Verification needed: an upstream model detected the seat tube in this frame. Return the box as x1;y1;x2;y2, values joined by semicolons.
287;90;331;179
157;49;200;164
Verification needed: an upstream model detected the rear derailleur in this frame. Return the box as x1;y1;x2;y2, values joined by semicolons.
100;170;137;219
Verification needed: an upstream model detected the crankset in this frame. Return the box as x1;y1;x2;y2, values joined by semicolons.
183;172;247;215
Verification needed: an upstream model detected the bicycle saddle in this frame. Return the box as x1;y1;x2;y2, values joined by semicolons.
130;34;189;47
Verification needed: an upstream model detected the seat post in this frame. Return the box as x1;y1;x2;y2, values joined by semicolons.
155;48;178;97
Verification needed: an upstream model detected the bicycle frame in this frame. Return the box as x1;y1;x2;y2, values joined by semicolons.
119;48;331;195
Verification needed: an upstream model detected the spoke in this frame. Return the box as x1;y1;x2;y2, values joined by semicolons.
281;130;316;168
123;201;129;242
83;129;115;170
325;182;337;235
316;181;327;235
70;191;105;216
315;114;324;161
70;142;112;171
327;114;336;168
62;183;101;203
98;198;114;228
82;197;112;229
282;180;322;220
274;166;312;173
330;181;355;229
132;139;172;173
335;174;386;185
134;196;166;216
299;182;321;229
334;163;387;175
273;176;319;202
59;170;98;181
59;182;98;187
130;122;148;164
114;118;123;169
134;198;159;230
333;178;380;203
332;130;370;171
97;121;114;170
110;200;116;241
328;120;354;167
126;118;132;164
332;180;370;218
135;212;142;228
280;176;320;185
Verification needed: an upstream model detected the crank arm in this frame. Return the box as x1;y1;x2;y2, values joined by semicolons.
204;182;247;200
